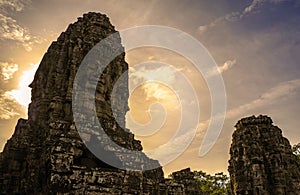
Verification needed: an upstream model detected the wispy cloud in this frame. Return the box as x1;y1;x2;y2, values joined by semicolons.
0;61;18;81
0;63;36;120
242;0;264;15
0;61;38;121
129;65;179;102
0;0;42;51
0;0;32;13
0;92;21;119
227;78;300;118
197;78;300;134
0;13;30;41
218;59;236;73
198;12;240;34
206;59;237;77
145;128;195;165
241;0;288;16
198;0;289;34
6;63;38;107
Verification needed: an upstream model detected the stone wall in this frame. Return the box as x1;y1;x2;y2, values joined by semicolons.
228;115;300;195
168;168;202;195
0;12;162;194
0;12;202;195
2;12;299;195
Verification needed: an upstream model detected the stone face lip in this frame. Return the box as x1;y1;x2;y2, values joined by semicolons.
229;115;300;195
0;12;201;194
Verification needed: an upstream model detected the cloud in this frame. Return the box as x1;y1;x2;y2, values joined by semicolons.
0;0;32;13
0;0;41;51
130;65;177;86
218;59;236;74
206;59;236;77
145;128;195;165
0;92;21;119
242;0;264;15
198;12;240;34
0;13;30;41
141;83;174;101
242;0;289;16
129;65;179;101
196;78;300;135
0;61;18;81
0;61;36;120
6;63;38;107
227;78;300;119
198;0;289;34
0;62;37;120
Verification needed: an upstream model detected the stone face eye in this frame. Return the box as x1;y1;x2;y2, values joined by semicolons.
0;12;202;194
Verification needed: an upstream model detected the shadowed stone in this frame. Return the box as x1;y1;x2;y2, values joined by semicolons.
0;12;163;194
0;12;202;195
229;115;300;195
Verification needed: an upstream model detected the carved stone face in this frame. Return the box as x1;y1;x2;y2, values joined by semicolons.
49;96;64;119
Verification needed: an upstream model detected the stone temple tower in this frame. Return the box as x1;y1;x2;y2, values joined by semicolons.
0;12;202;195
228;115;300;195
0;12;165;194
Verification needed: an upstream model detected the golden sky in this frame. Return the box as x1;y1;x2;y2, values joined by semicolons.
1;0;300;175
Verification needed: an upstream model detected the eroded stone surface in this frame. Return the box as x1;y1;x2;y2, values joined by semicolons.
0;12;162;194
2;13;299;195
167;168;202;195
229;115;300;195
0;12;202;195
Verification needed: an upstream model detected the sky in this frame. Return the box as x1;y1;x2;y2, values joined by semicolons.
0;0;300;176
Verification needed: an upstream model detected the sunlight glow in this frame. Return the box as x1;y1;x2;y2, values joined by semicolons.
6;63;39;108
142;82;173;101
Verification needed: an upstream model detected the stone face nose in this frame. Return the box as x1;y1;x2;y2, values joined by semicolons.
228;115;300;195
0;12;203;195
0;12;164;194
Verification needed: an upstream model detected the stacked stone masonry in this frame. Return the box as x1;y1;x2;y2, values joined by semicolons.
2;12;298;195
229;115;300;195
0;12;202;195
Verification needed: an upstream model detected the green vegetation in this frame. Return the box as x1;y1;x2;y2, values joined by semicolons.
292;143;300;160
168;171;232;194
193;171;232;195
